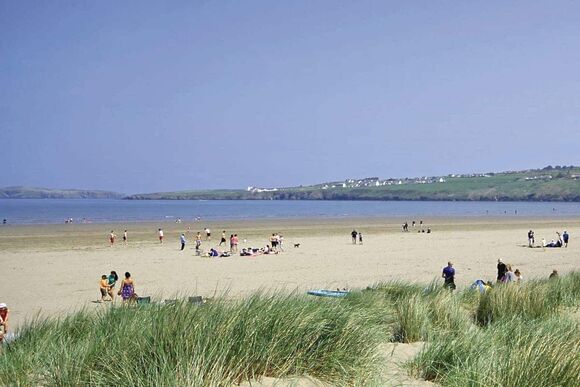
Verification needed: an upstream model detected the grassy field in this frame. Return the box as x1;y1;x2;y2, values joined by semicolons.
1;273;578;386
127;166;580;201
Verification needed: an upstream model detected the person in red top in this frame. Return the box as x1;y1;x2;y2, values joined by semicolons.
0;303;9;342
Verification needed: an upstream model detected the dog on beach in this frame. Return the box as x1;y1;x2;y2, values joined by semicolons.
293;243;301;248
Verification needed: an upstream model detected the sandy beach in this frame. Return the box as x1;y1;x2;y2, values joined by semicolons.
0;216;578;330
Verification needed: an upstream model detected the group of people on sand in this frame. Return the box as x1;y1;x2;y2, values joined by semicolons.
496;259;524;283
351;229;363;244
440;257;548;293
109;230;128;246
402;220;431;233
98;271;136;303
528;229;570;248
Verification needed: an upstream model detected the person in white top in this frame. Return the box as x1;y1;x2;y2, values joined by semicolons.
158;228;164;243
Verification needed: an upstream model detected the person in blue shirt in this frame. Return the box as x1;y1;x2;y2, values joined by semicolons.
442;261;456;290
562;231;569;247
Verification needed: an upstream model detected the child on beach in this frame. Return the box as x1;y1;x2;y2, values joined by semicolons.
220;230;227;246
109;231;116;246
99;275;110;302
158;228;164;243
358;232;363;244
123;230;128;244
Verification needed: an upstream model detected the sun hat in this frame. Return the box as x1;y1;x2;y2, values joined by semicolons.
0;303;7;309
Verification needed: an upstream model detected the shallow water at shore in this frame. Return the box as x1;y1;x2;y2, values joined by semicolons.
2;199;580;224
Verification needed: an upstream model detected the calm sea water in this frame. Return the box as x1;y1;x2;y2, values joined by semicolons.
1;199;579;224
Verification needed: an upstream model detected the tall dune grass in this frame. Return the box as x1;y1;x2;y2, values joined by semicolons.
1;273;578;386
0;294;382;386
409;317;580;386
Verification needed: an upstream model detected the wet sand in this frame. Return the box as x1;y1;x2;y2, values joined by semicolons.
0;216;578;330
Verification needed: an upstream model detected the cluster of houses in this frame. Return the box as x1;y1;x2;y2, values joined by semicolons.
247;167;579;193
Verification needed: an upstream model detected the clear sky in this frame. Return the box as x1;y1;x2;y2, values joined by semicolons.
1;1;579;194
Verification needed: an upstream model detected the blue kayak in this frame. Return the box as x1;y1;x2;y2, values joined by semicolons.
307;289;349;298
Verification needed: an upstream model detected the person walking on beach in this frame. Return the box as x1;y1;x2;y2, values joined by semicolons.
351;230;358;244
180;233;187;251
220;230;227;246
123;230;128;244
158;228;164;244
358;232;363;244
278;234;284;251
119;272;136;304
229;234;235;252
442;262;456;290
563;231;569;247
204;228;211;241
109;231;116;246
528;230;535;247
497;259;507;282
0;303;9;343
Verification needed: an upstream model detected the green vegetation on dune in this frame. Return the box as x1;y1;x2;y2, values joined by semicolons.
0;186;123;199
1;273;579;386
126;166;580;202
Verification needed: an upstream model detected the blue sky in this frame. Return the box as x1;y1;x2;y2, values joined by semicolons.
1;1;579;193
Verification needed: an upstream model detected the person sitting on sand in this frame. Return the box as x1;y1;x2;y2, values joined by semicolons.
546;239;561;248
0;303;9;343
501;265;516;283
208;248;219;257
442;262;456;290
107;271;119;300
99;275;110;302
514;269;523;282
471;279;492;294
119;272;136;303
497;259;507;282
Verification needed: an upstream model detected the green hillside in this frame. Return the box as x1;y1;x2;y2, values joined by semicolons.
0;186;123;199
126;166;580;202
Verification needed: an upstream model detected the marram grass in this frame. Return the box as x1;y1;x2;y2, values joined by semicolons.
0;293;383;386
1;272;578;386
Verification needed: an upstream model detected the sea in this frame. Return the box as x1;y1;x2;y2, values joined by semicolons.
1;199;579;225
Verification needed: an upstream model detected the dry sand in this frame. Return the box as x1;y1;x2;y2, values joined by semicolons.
0;217;578;331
